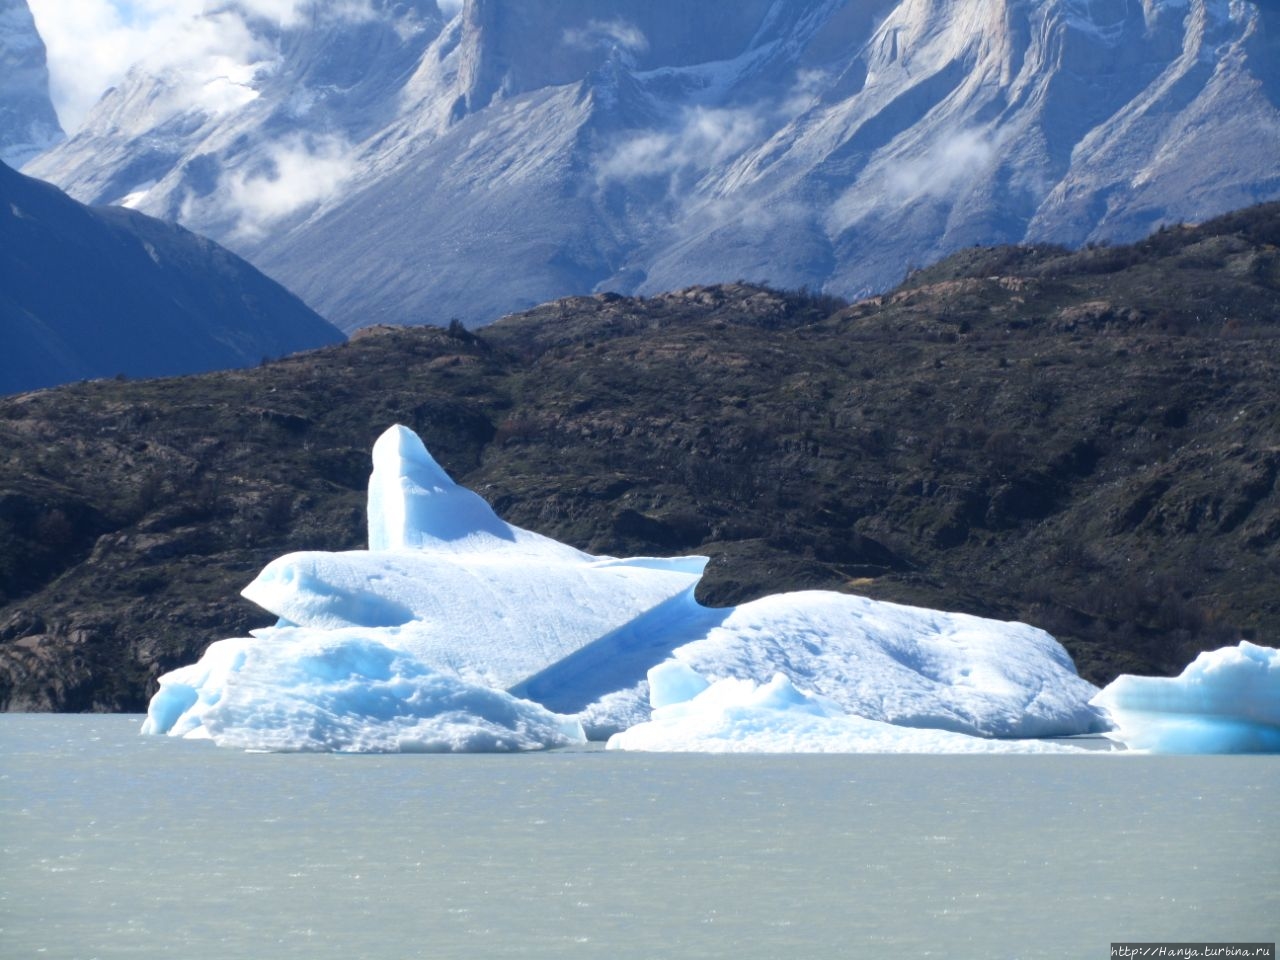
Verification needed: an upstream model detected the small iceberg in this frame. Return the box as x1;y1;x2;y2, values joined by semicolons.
1091;642;1280;754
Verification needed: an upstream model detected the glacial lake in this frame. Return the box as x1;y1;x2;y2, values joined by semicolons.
2;716;1276;960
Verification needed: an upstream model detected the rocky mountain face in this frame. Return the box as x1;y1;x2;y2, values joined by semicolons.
1;203;1277;710
22;0;1280;331
0;0;63;167
0;162;345;395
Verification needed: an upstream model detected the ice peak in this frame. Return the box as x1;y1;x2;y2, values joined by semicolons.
367;424;513;551
371;423;455;488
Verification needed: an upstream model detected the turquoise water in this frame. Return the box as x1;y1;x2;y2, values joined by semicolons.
1;715;1276;959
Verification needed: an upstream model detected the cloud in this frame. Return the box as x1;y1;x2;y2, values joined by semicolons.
886;127;1007;199
26;0;378;133
596;107;764;185
232;0;311;25
232;0;379;28
28;0;204;132
783;67;831;115
825;126;1011;236
220;133;359;239
562;18;648;57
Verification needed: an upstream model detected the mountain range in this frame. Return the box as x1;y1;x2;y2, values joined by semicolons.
1;202;1276;710
0;161;344;395
22;0;1280;331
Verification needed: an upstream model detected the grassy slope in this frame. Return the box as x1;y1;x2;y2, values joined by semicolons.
1;203;1278;709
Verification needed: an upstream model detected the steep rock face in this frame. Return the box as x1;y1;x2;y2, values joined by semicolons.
26;0;1280;329
0;162;344;395
0;0;63;167
1024;0;1280;244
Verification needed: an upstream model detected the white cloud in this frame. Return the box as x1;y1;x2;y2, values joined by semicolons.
887;127;1007;199
562;18;648;57
233;0;379;28
783;67;831;115
825;126;1011;236
26;0;378;134
233;0;309;26
28;0;204;132
221;133;359;239
596;107;763;184
700;195;807;233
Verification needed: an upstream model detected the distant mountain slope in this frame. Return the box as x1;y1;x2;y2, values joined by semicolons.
23;0;1280;330
0;0;62;167
0;162;344;395
1;202;1276;710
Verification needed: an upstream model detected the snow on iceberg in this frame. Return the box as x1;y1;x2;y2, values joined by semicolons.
606;661;1087;754
143;424;1107;751
666;591;1103;739
511;586;1105;740
242;549;705;689
1091;642;1280;754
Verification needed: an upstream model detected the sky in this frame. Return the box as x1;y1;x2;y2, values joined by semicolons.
27;0;464;134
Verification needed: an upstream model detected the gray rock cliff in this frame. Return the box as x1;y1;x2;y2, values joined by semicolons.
0;0;63;167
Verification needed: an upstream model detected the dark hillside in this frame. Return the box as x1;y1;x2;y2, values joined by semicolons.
2;203;1278;710
0;162;345;395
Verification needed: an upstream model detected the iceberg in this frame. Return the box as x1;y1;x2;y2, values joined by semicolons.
1091;642;1280;754
607;661;1088;754
365;424;584;557
144;424;1109;752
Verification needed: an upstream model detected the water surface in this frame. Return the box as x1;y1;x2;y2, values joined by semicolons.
2;715;1276;959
